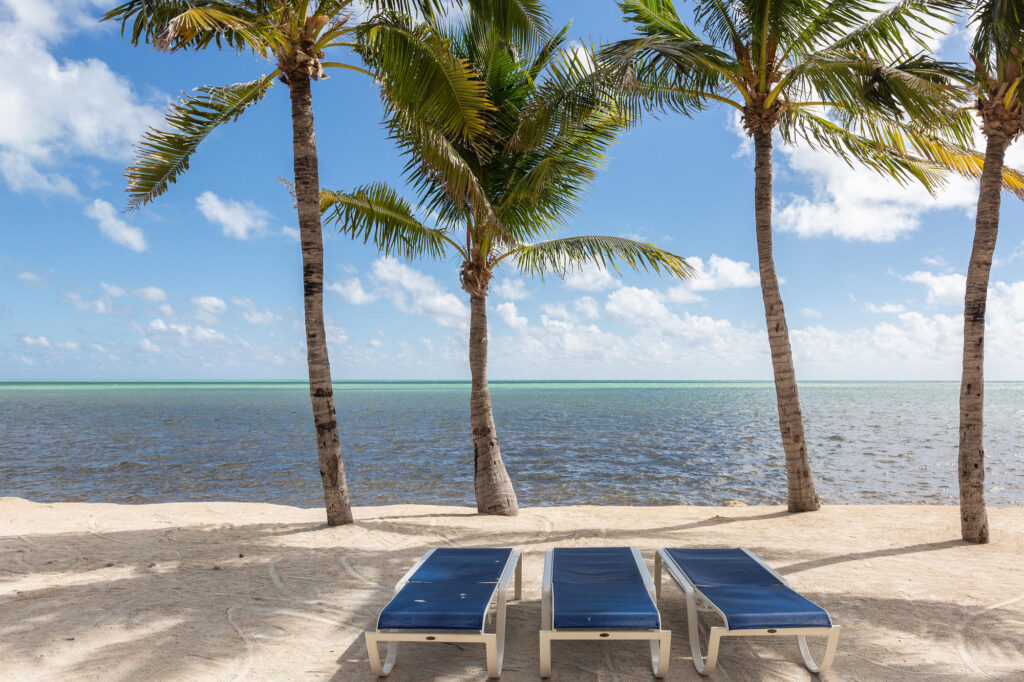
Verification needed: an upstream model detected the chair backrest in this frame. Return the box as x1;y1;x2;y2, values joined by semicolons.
410;548;513;583
665;548;780;587
552;547;643;584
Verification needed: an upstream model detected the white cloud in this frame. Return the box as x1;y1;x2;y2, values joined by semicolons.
139;338;160;353
371;258;469;329
20;335;50;347
327;277;378;305
146;318;226;344
66;292;110;314
280;226;300;241
922;254;947;267
55;341;79;351
775;143;978;242
564;263;621;291
493;278;530;301
196;191;268;240
232;297;280;325
667;255;760;302
84;199;147;252
495;302;528;331
540;303;572;321
100;282;127;298
904;271;966;306
0;2;163;195
574;296;600;319
18;271;41;283
802;308;822;318
866;302;906;314
158;304;174;317
191;295;227;323
136;286;167;302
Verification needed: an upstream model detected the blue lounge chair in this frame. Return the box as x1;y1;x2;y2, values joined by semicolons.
365;547;522;677
655;548;840;675
540;547;671;678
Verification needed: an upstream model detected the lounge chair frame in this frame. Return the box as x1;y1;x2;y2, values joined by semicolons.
539;548;671;678
655;548;840;676
365;548;523;678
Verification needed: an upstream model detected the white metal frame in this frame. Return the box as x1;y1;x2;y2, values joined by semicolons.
655;548;841;676
365;548;523;678
539;548;672;678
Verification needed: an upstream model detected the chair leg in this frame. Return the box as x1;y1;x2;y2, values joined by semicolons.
655;552;663;600
650;631;672;678
539;632;553;677
686;589;723;676
514;554;523;602
484;634;499;678
365;634;398;676
798;626;841;674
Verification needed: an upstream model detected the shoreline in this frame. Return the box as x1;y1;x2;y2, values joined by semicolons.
2;499;1023;680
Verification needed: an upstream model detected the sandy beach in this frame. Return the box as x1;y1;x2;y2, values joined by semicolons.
1;499;1022;681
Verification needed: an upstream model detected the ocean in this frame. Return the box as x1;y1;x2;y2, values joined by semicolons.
1;381;1021;507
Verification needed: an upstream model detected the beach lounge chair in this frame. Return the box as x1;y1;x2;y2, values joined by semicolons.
539;547;671;678
365;547;522;678
655;548;840;675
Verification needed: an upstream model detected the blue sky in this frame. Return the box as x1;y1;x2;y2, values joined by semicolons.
2;0;1024;381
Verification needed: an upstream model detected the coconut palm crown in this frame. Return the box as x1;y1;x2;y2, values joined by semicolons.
957;0;1024;544
102;0;541;525
322;14;694;515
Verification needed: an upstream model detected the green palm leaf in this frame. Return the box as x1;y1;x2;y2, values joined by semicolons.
507;235;694;280
320;183;461;260
125;75;276;210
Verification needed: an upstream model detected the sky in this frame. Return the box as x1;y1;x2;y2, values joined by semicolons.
2;0;1024;381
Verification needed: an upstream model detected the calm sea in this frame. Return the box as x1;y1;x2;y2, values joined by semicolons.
0;381;1021;507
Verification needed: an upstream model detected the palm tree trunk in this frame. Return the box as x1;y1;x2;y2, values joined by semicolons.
752;130;821;512
958;132;1007;544
468;293;519;516
287;72;353;526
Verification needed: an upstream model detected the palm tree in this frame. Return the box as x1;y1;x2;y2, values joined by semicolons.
958;1;1024;543
322;17;694;515
602;0;1021;512
103;0;520;525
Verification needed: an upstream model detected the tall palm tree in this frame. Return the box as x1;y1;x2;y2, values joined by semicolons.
103;0;522;525
602;0;1024;512
958;1;1024;543
322;17;694;515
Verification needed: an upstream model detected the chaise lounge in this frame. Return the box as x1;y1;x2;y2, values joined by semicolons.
539;547;672;677
655;547;840;675
365;547;522;678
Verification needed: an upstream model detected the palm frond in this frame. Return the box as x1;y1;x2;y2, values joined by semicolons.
359;16;494;143
125;75;276;210
102;1;271;53
320;183;460;259
507;235;694;280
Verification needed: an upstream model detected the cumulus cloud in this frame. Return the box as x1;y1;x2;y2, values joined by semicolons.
371;258;469;329
540;303;572;321
196;191;268;240
191;295;227;323
139;338;160;353
66;292;110;314
495;302;528;331
666;255;760;303
18;271;42;283
493;278;530;301
866;302;906;314
327;277;378;305
802;308;822;318
774;142;978;242
904;271;966;306
147;318;226;344
232;297;280;325
100;282;127;298
136;286;167;302
0;1;163;195
21;335;50;347
280;226;300;241
84;199;147;252
564;263;621;291
574;296;600;319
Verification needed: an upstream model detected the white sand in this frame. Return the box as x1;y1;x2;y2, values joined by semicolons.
1;499;1023;680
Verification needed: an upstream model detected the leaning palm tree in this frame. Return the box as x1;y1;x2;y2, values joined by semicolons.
322;17;693;515
602;0;1024;512
957;1;1024;543
103;0;527;525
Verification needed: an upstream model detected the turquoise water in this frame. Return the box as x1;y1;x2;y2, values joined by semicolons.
0;381;1021;507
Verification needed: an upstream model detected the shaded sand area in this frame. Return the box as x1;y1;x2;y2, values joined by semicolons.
1;500;1022;681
